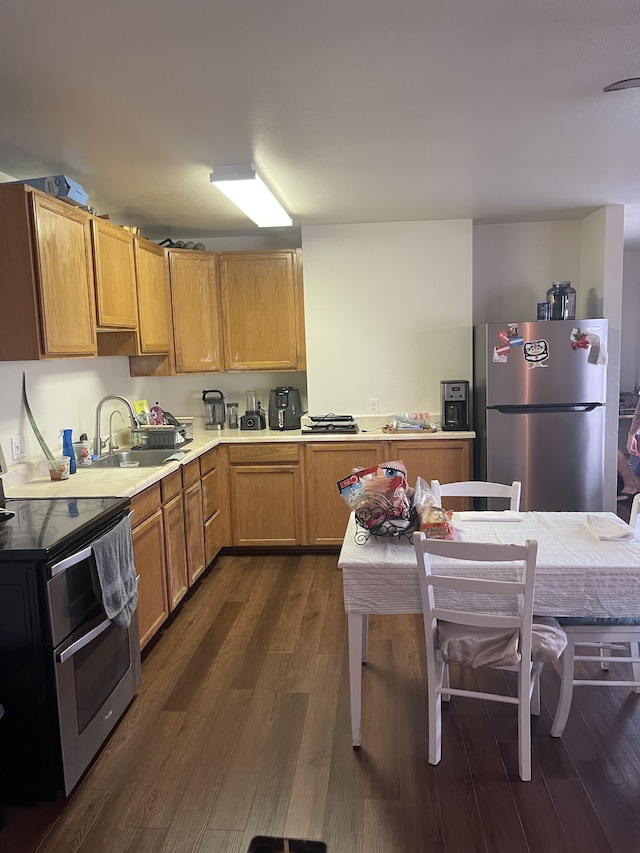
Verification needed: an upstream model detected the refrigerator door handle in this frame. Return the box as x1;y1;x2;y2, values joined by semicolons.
491;403;602;415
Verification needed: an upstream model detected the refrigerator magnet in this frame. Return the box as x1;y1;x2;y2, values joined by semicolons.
493;344;511;362
509;335;524;348
496;329;510;344
523;339;549;367
570;328;590;350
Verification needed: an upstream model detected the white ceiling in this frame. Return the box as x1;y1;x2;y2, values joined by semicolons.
1;0;640;246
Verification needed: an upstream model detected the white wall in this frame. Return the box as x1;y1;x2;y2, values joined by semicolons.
580;206;625;510
0;356;307;470
472;220;582;324
621;251;640;393
0;359;153;467
301;220;473;419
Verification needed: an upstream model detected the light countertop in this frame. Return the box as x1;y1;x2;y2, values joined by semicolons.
4;425;475;500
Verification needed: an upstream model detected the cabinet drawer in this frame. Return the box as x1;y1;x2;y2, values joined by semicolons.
131;483;162;526
182;458;200;488
199;446;218;476
161;469;182;503
227;443;299;464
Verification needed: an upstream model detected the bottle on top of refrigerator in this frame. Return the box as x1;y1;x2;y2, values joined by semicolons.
546;281;576;320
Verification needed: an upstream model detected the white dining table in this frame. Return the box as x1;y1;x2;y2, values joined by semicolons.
338;510;640;745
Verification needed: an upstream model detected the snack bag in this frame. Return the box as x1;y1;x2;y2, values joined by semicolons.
337;460;413;533
413;476;455;540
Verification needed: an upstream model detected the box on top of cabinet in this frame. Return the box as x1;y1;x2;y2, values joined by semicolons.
9;175;89;206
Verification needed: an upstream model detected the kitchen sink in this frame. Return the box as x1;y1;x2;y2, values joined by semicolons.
91;448;190;468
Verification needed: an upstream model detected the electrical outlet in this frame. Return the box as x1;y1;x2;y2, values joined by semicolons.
11;435;26;461
368;398;379;414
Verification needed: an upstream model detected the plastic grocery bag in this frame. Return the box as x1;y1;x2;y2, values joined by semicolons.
413;476;455;540
337;460;416;536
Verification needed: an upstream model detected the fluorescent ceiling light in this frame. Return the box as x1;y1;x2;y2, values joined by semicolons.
209;165;292;228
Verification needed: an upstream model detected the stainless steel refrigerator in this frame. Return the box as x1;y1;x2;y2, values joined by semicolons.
473;319;608;511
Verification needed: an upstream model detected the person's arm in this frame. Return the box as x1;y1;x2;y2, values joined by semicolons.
628;398;640;452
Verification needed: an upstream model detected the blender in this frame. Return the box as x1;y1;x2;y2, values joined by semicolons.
202;390;226;430
240;390;266;430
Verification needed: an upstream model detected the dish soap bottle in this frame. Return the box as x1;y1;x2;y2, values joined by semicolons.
62;428;77;474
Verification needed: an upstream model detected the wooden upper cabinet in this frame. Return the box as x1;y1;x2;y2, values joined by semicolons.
0;184;97;360
219;249;306;371
169;250;222;373
91;217;137;329
134;237;172;353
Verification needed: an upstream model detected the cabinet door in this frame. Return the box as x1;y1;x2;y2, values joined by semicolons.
219;250;305;370
134;237;172;353
162;493;189;611
304;443;385;545
169;250;222;373
184;480;206;585
31;192;97;356
202;464;223;564
132;509;168;649
229;464;303;545
91;217;137;328
388;440;472;511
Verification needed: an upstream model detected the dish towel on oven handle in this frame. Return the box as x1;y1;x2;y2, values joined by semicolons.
585;513;636;541
92;514;138;628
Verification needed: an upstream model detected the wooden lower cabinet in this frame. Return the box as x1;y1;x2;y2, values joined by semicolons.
304;439;473;545
201;446;227;563
131;500;169;650
227;444;303;546
389;440;473;512
180;458;206;585
304;442;385;546
162;492;189;610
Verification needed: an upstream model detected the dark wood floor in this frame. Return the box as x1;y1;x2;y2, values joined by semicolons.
2;551;640;853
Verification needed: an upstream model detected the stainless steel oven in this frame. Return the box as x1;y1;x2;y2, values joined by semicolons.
0;496;141;801
47;524;141;795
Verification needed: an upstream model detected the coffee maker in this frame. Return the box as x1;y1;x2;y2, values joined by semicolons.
268;387;303;430
441;380;470;431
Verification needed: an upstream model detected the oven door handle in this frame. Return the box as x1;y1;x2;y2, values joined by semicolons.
56;615;113;663
51;545;93;577
50;510;134;577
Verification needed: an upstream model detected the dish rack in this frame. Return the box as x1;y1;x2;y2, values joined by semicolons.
131;421;193;449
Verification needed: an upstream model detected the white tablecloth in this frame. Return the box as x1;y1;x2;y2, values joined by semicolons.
338;511;640;618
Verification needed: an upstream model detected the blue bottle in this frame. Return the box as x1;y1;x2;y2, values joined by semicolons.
62;428;77;474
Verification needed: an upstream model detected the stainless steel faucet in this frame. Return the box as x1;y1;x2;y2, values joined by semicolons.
93;395;138;458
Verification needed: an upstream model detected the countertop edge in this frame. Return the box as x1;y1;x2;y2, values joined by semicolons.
4;428;475;500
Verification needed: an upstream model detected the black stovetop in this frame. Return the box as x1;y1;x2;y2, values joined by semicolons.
0;496;129;561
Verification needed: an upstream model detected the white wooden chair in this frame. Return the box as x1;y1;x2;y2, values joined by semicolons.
430;479;522;511
413;533;546;781
551;494;640;737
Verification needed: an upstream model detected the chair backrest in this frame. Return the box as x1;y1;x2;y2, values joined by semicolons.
630;493;640;530
413;532;538;665
430;479;522;511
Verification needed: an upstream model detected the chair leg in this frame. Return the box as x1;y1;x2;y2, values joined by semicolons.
631;641;640;693
427;659;444;766
518;665;532;781
531;663;542;716
442;662;451;702
551;641;576;737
